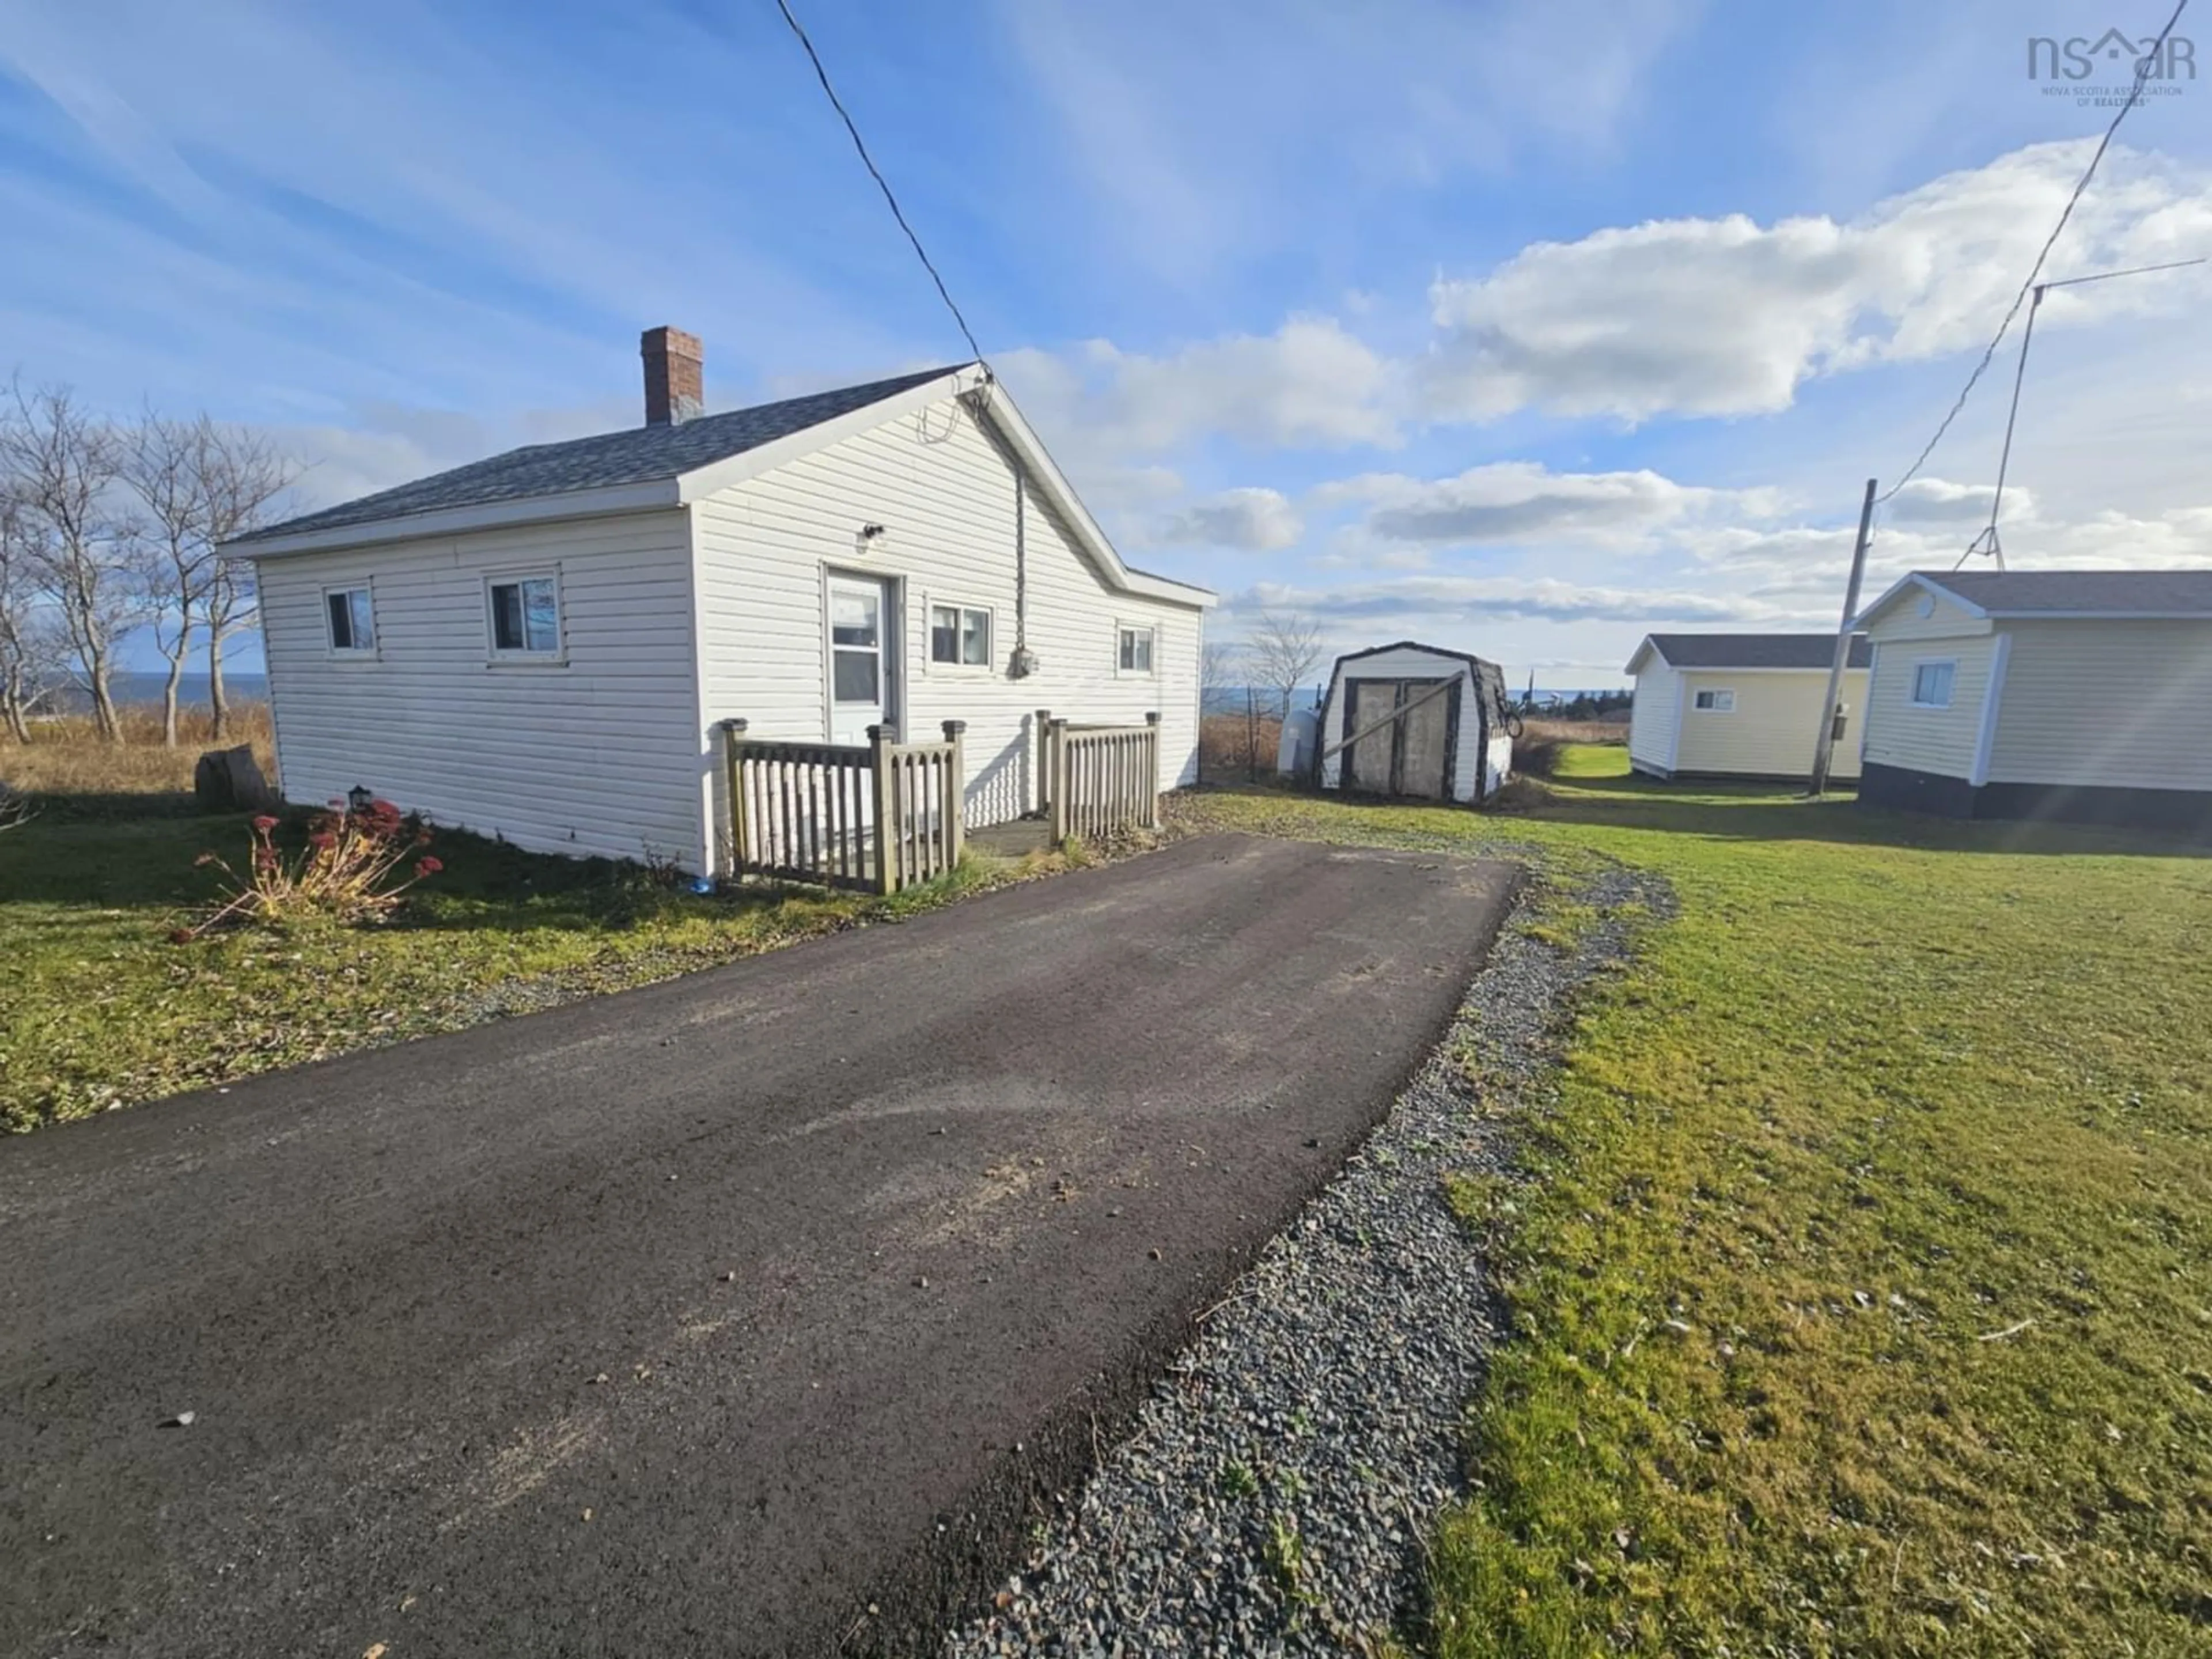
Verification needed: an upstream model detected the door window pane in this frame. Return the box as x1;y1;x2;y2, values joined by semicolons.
831;590;879;647
833;649;880;703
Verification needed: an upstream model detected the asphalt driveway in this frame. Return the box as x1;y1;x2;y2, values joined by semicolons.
1;833;1516;1658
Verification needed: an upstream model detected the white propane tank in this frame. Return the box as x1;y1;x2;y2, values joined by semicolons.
1277;704;1321;779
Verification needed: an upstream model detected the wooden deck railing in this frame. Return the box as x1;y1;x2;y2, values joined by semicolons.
1039;710;1161;842
718;719;965;895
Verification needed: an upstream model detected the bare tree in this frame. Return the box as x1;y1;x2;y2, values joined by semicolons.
1199;634;1239;713
2;380;140;740
124;410;213;747
200;425;292;739
0;495;66;743
123;412;294;744
1246;608;1326;720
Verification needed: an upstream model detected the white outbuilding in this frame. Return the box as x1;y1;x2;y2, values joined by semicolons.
1853;569;2212;834
1313;642;1515;804
1626;633;1870;782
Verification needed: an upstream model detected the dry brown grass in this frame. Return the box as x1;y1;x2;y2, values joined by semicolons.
3;704;276;801
1519;715;1628;747
1198;710;1285;782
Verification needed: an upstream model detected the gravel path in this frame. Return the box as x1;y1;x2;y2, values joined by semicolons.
942;861;1669;1658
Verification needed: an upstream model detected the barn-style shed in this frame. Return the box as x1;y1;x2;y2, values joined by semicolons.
1314;642;1516;804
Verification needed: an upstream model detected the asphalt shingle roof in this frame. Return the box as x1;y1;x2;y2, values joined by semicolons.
1645;632;1872;671
1926;569;2212;615
234;365;967;544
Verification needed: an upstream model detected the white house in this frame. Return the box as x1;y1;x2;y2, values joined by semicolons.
1626;634;1870;782
1853;569;2212;834
1313;642;1514;804
225;330;1214;874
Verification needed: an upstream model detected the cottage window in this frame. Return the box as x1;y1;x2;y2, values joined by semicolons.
325;586;376;654
1910;660;1956;709
1692;688;1734;713
488;575;561;657
1118;624;1155;675
930;604;992;668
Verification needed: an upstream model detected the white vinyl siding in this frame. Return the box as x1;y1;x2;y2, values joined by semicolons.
1627;664;1679;775
1861;627;1998;779
689;395;1202;862
1986;619;2212;792
255;510;703;866
1669;668;1869;780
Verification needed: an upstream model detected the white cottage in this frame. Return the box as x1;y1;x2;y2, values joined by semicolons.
1626;633;1870;782
1313;642;1514;804
1854;569;2212;834
226;331;1213;874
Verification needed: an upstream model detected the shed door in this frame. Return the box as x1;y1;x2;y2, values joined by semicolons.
1342;677;1457;799
1343;680;1397;793
1396;680;1454;800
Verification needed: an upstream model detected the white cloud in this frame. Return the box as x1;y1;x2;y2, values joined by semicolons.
1227;574;1798;630
1320;461;1787;550
1420;141;2212;423
999;319;1398;460
1881;476;2031;526
1153;487;1303;551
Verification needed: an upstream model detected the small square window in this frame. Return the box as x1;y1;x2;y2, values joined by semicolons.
1692;688;1734;712
488;575;560;656
930;603;992;668
326;587;375;653
1118;625;1155;674
1910;661;1955;709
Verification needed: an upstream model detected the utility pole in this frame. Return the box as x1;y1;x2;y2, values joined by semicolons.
1808;478;1877;798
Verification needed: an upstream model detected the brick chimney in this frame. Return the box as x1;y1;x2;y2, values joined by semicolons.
641;326;704;426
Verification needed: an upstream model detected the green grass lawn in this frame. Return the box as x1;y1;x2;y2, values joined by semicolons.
1180;755;2212;1657
0;797;1024;1132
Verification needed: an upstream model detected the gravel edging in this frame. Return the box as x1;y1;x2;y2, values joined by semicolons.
941;858;1671;1658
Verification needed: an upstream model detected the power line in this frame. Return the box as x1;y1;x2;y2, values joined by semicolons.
773;0;987;367
1877;0;2188;505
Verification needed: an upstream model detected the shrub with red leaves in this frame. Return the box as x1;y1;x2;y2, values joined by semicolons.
176;800;442;940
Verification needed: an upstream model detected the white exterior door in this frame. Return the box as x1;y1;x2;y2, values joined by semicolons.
827;573;892;745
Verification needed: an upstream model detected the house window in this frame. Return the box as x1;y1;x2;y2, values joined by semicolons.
488;574;560;657
325;586;375;654
1118;624;1155;675
930;603;992;668
1692;688;1734;712
1910;660;1956;709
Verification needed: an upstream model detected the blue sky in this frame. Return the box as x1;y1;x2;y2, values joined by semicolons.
5;0;2209;684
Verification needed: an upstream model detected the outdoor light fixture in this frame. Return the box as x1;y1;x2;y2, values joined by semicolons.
347;785;374;813
854;522;887;554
